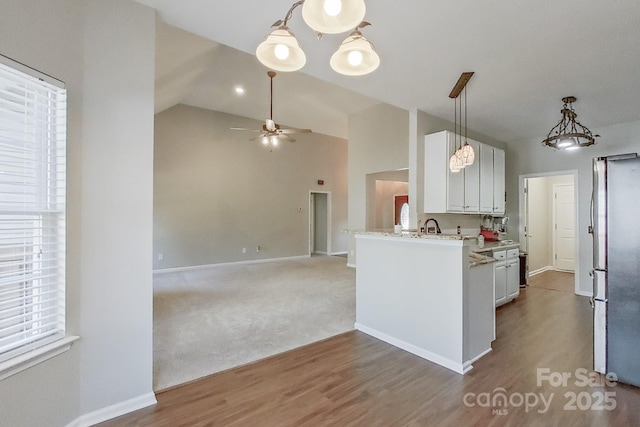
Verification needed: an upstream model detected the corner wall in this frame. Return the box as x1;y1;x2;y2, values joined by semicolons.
348;103;410;265
0;1;156;426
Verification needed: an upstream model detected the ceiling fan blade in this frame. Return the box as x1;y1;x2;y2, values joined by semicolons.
279;127;312;134
249;133;269;142
230;127;262;132
279;134;296;143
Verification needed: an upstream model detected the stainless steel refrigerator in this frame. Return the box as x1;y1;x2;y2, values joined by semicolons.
592;153;640;387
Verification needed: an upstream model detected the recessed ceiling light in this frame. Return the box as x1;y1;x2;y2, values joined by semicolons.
234;86;245;95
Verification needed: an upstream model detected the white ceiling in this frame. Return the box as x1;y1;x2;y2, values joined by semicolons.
141;0;640;143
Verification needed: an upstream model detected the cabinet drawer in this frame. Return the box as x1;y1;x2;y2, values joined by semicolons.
493;250;506;261
507;248;519;259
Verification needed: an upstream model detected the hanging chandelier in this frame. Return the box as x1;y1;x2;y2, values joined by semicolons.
449;72;475;172
255;0;379;76
541;96;599;150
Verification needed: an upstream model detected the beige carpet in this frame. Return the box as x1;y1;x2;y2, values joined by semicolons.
153;255;355;391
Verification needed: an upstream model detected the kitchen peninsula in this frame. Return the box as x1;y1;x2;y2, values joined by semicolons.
355;232;495;374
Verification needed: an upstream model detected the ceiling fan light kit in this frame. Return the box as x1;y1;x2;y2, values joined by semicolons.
256;0;378;76
541;96;599;150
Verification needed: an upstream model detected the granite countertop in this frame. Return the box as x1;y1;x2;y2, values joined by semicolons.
470;240;520;253
468;251;497;267
356;230;477;241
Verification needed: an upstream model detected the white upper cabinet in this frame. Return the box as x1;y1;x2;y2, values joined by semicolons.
424;131;505;215
479;144;495;214
492;148;505;214
463;139;480;212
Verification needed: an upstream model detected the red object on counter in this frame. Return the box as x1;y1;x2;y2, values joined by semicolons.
480;229;499;241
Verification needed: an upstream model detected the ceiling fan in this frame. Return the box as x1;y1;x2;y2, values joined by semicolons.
231;71;311;147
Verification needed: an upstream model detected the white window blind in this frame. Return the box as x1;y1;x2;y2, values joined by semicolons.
0;57;67;365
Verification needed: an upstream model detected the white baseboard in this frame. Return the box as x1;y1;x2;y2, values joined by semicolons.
528;265;553;276
355;323;471;375
66;392;156;427
346;263;356;269
154;255;311;274
331;251;348;256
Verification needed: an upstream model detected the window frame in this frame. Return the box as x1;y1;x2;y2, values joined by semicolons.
0;55;77;381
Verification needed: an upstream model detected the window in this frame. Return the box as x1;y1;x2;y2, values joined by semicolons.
0;56;67;371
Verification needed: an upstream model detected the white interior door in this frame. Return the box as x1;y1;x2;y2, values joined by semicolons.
553;183;575;271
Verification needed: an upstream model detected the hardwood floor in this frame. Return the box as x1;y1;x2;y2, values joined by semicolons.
528;269;575;293
97;272;640;426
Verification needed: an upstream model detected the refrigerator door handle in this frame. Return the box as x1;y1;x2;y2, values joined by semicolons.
591;269;608;303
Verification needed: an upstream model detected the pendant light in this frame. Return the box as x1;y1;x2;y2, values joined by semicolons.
449;94;464;173
459;85;475;166
541;96;599;150
302;0;366;34
329;22;379;76
448;72;475;172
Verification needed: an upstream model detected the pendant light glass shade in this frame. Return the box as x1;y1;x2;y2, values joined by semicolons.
302;0;366;34
449;152;464;173
330;30;379;76
256;27;306;72
460;142;475;166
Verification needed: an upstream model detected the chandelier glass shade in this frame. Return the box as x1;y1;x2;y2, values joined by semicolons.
256;27;307;72
329;26;379;76
302;0;366;34
256;0;378;76
542;97;598;150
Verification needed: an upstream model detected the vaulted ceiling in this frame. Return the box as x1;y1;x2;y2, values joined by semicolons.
142;0;640;143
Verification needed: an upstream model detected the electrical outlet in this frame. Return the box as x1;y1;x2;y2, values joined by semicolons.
242;248;246;253
158;253;163;261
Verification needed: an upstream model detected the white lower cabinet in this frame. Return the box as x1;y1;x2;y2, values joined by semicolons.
494;248;520;307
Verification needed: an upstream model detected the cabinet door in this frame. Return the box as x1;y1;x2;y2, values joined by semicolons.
447;136;465;212
493;148;505;214
463;139;480;212
494;261;507;307
507;259;520;299
479;144;494;213
424;132;447;213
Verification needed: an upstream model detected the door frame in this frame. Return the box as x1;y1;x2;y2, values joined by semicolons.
309;191;331;256
518;170;580;295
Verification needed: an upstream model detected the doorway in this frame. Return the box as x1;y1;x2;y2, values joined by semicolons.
310;191;331;255
519;171;578;293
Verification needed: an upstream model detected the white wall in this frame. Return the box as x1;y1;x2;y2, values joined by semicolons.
0;1;156;425
153;104;349;269
373;181;408;229
348;103;410;265
506;120;640;295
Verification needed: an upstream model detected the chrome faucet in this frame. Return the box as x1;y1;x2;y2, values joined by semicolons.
424;218;442;234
